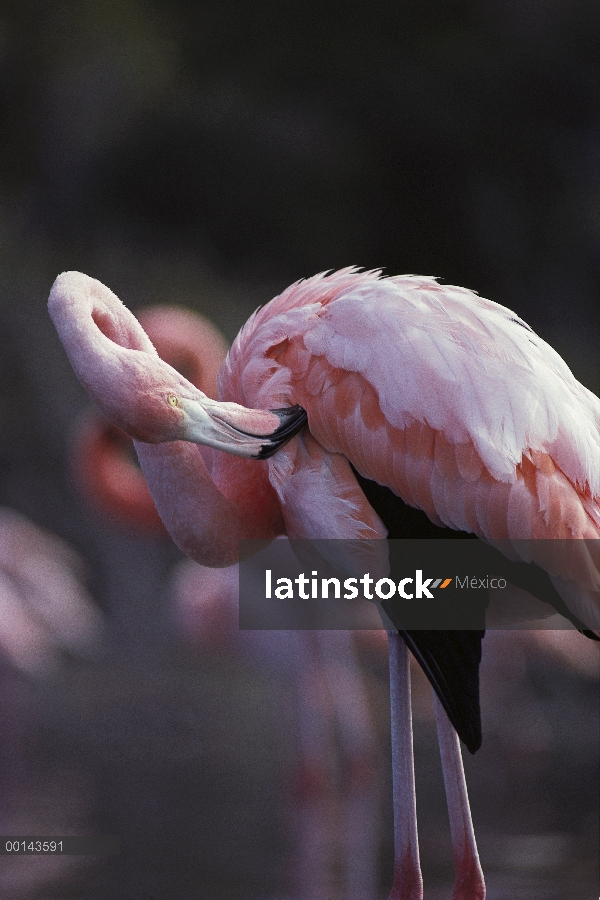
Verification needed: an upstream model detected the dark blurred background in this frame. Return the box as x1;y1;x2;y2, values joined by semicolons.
0;1;598;898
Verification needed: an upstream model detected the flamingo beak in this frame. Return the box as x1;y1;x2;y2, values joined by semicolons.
256;406;309;459
181;397;307;459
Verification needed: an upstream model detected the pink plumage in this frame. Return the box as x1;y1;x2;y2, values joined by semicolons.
218;268;600;628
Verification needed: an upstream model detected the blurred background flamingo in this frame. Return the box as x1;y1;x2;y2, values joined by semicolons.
0;508;103;897
172;556;382;900
70;301;383;900
0;506;102;678
70;305;228;533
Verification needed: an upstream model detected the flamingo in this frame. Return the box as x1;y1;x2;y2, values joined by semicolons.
0;506;102;863
48;267;600;900
70;305;228;532
170;549;382;900
0;506;102;677
70;300;382;899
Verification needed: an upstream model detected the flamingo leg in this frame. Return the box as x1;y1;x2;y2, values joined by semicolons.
387;633;423;900
433;693;486;900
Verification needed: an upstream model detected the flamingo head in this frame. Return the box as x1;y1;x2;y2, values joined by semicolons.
48;271;306;459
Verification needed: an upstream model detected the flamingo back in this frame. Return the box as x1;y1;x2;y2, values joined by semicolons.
219;270;600;624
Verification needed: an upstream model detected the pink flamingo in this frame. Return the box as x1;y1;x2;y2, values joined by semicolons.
71;305;228;532
48;268;600;900
0;507;102;853
70;300;382;899
0;506;102;677
171;549;381;900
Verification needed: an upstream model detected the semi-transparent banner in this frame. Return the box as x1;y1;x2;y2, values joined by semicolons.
238;538;600;631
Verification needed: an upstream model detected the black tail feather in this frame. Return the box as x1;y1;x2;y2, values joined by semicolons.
398;629;483;754
350;464;597;754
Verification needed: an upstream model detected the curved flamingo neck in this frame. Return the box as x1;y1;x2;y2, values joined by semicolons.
134;440;284;566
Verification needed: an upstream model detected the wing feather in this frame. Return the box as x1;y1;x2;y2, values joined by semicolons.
219;269;600;627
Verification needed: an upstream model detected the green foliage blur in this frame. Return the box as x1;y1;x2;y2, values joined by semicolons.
1;0;599;340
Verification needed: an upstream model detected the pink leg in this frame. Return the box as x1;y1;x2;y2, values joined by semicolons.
387;633;423;900
434;693;486;900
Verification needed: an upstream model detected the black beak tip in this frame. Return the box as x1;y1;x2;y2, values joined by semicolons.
256;404;308;459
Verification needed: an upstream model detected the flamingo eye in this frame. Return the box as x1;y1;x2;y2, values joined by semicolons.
167;394;181;408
